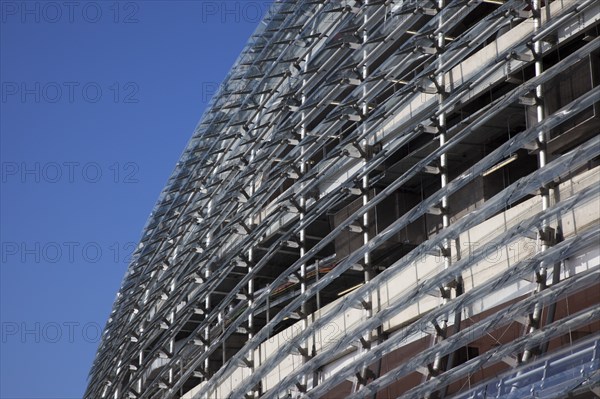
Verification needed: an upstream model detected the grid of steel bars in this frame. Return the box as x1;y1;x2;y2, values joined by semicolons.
85;1;600;398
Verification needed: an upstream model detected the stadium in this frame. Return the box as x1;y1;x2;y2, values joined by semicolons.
86;1;600;397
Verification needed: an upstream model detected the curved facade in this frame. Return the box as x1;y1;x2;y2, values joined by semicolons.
86;1;600;398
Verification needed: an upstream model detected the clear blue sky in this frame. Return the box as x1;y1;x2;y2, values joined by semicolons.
0;1;269;397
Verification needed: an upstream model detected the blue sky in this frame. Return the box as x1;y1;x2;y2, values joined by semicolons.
0;1;269;397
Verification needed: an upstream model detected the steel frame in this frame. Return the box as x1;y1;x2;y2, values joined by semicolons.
85;1;600;398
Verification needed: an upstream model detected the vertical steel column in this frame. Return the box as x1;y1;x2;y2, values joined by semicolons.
361;0;371;315
137;350;143;394
169;302;175;386
220;308;226;368
246;105;259;398
521;0;550;364
298;7;324;391
203;199;213;398
356;1;374;392
113;367;119;399
168;337;174;387
247;246;256;397
137;280;150;394
168;276;176;388
432;0;451;376
298;34;310;393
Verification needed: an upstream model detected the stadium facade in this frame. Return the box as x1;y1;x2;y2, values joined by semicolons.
85;0;600;398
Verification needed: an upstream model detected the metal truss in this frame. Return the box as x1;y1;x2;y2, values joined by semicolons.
85;1;600;398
